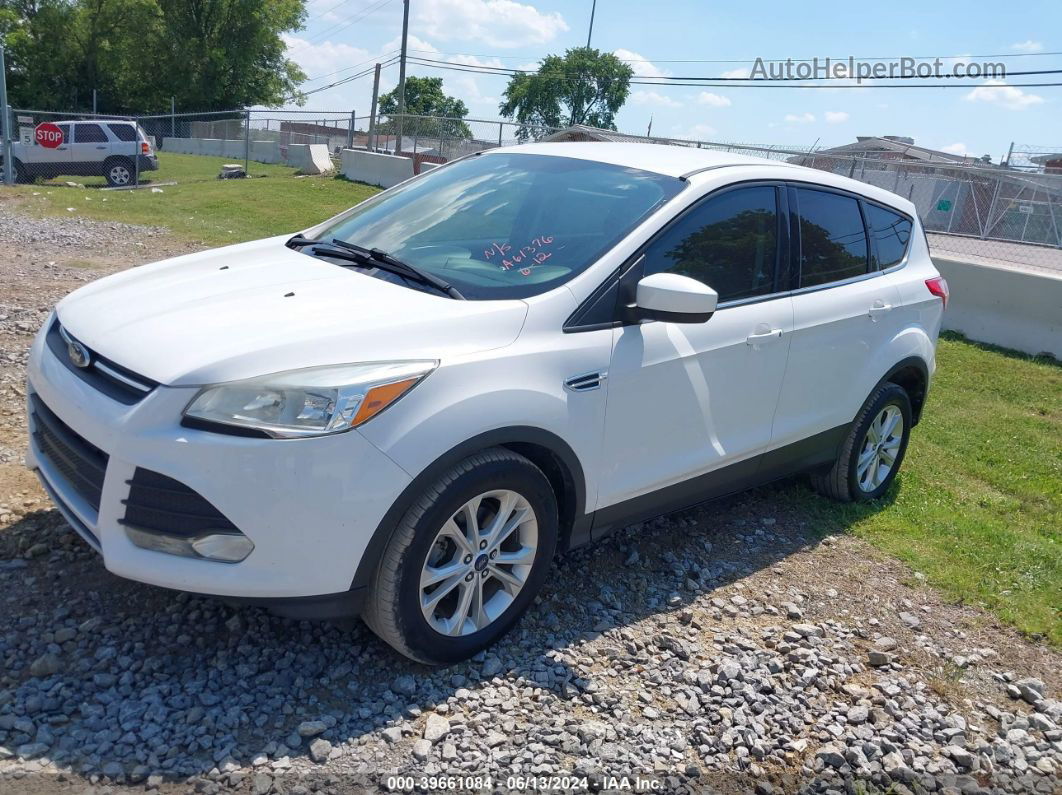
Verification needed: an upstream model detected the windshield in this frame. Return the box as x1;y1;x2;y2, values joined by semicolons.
312;153;685;300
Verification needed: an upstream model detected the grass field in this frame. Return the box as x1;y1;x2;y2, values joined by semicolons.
775;334;1061;644
17;152;377;245
11;154;1062;644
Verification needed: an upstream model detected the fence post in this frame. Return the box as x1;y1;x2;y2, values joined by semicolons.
368;62;381;151
347;109;355;149
244;109;251;174
134;115;141;187
498;122;503;146
0;46;12;186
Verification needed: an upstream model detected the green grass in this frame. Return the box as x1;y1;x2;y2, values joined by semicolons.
15;152;379;246
41;150;299;187
10;164;1062;643
772;333;1061;644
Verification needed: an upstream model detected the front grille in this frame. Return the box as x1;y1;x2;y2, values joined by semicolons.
30;394;109;512
46;320;157;405
121;468;240;538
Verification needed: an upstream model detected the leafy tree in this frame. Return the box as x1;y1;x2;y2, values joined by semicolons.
499;47;633;140
0;0;307;112
378;76;471;139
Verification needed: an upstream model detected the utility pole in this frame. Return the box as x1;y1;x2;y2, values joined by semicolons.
368;63;382;151
586;0;597;48
0;45;11;186
395;0;409;154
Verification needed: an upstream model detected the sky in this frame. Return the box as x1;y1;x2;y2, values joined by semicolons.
282;0;1060;162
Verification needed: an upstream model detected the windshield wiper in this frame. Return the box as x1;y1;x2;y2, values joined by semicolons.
308;239;465;300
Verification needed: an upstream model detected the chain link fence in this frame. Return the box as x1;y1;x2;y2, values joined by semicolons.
2;105;1059;271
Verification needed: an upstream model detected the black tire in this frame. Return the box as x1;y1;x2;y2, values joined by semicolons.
363;448;558;664
811;382;913;502
103;158;134;187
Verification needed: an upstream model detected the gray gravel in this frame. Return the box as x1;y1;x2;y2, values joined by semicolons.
0;194;167;250
1;509;1060;794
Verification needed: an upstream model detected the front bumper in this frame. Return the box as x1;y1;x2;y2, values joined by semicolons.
26;324;411;601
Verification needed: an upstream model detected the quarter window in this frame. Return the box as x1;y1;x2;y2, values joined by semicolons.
106;123;137;142
865;204;912;270
795;188;869;287
74;123;108;143
642;186;779;303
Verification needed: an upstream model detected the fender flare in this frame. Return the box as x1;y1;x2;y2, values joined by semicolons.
349;426;587;592
873;355;931;424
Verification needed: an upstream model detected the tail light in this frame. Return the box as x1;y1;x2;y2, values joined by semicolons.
141;141;150;154
925;276;949;309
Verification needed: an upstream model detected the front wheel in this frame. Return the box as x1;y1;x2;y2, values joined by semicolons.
811;382;913;502
363;448;558;664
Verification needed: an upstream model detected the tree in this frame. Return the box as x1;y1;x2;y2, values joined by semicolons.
0;0;307;112
499;47;633;140
377;76;471;139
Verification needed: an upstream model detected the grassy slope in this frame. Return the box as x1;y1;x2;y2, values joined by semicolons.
11;155;1062;643
18;152;378;246
772;333;1061;644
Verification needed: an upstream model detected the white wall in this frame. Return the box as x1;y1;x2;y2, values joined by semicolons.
161;137;283;164
932;255;1062;358
340;148;414;188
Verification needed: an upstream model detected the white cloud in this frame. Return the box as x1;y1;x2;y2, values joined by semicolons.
631;90;682;108
784;112;815;124
940;142;972;157
720;67;750;79
414;0;568;47
697;92;731;107
284;34;374;80
613;48;669;79
1011;40;1043;53
381;33;440;55
964;80;1045;110
670;122;717;140
824;111;849;124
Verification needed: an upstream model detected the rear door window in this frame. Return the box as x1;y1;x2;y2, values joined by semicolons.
73;123;108;143
794;187;869;287
865;203;913;270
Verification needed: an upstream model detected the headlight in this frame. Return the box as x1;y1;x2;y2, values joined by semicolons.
183;361;436;438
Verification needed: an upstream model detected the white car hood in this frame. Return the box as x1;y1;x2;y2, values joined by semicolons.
55;236;528;386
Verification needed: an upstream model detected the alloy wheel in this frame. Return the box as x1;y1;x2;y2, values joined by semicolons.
420;490;538;636
109;165;131;185
856;404;904;492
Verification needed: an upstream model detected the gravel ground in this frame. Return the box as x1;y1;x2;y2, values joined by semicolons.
0;197;1060;795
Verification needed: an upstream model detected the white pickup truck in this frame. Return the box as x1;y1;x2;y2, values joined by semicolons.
4;119;158;186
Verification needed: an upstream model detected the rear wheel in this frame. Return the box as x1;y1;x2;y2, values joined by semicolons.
811;382;912;502
104;158;134;187
363;448;558;664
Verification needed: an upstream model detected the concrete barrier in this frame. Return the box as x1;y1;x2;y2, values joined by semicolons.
287;143;334;175
932;255;1062;358
161;137;284;164
419;161;440;173
340;148;414;188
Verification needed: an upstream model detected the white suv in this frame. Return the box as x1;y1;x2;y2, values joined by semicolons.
6;119;158;186
26;143;946;663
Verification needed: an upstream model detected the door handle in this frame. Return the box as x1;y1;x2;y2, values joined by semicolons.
746;328;783;345
95;145;107;149
868;300;893;321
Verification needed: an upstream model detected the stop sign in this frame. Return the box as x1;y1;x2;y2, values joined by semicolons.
35;122;64;148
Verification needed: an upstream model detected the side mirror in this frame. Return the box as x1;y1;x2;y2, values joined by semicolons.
633;272;718;323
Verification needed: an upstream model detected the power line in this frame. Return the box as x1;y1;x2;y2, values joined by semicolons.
295;56;399;99
404;56;1062;89
406;55;1062;83
407;47;1062;64
303;50;399;82
303;0;397;45
304;0;360;25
